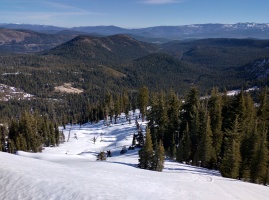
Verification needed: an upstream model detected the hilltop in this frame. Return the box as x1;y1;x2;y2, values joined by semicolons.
44;34;159;63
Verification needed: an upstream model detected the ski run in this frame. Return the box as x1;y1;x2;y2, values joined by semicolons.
1;111;269;200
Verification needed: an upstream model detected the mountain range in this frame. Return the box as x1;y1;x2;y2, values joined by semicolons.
1;22;269;41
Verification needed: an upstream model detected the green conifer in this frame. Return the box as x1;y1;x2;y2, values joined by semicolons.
176;123;191;163
208;87;223;158
137;87;149;122
250;123;269;184
220;117;242;179
194;114;215;168
138;128;154;170
153;141;165;171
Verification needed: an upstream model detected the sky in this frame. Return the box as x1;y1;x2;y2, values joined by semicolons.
0;0;268;28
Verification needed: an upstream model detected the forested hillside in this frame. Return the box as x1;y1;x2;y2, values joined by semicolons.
0;34;269;132
133;86;269;184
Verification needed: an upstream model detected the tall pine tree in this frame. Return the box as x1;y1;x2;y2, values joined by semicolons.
137;87;149;122
152;140;165;171
220;117;242;179
138;128;154;170
250;122;269;184
194;114;215;168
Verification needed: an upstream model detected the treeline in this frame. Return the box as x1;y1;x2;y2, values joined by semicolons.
0;88;138;128
0;111;63;153
135;86;269;185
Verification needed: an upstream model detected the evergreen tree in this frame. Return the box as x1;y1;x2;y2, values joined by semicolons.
138;128;154;170
49;122;56;147
132;133;136;147
236;88;247;124
240;120;257;181
180;87;200;158
19;111;41;152
257;87;269;143
137;87;149;122
176;123;191;163
220;117;242;179
244;93;256;133
0;126;2;151
114;94;121;124
257;87;269;123
167;91;180;141
194;114;215;168
166;91;181;159
41;116;50;147
250;122;269;184
150;125;158;150
8;119;19;152
0;125;7;152
153;141;165;171
221;89;234;133
189;105;200;159
17;134;27;151
208;87;223;159
147;92;158;126
104;92;114;123
7;139;15;154
156;92;169;148
238;93;256;180
54;123;60;146
136;130;144;147
169;133;176;159
121;90;129;117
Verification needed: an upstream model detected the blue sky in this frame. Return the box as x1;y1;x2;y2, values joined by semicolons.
0;0;268;28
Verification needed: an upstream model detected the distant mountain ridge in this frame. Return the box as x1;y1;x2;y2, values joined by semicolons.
0;28;77;53
0;23;65;34
1;22;269;40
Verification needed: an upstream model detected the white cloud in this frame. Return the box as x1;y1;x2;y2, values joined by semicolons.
140;0;184;4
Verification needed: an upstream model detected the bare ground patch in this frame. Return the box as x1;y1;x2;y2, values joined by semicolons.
54;83;83;94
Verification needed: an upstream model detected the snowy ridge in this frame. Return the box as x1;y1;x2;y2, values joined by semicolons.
1;114;269;200
2;22;269;39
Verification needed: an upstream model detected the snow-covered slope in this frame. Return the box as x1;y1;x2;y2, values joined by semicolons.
0;83;33;101
1;114;269;200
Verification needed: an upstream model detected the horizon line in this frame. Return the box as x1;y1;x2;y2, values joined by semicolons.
1;22;269;29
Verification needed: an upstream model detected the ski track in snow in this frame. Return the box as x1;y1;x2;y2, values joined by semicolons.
1;112;269;200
